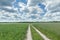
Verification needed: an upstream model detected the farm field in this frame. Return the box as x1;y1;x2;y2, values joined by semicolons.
30;26;43;40
32;23;60;40
0;23;60;40
0;23;28;40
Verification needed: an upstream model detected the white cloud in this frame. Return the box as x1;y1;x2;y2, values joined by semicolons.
0;10;21;22
16;2;44;21
27;0;45;6
0;0;60;22
0;0;45;22
40;0;60;21
43;12;60;21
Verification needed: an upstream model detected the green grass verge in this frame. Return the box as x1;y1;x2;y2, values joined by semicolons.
30;26;43;40
0;23;28;40
32;23;60;40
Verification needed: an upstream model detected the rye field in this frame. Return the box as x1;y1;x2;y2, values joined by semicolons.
0;23;60;40
0;23;28;40
32;23;60;40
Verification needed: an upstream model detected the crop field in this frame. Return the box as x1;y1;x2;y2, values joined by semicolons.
0;23;28;40
32;23;60;40
30;26;43;40
0;23;60;40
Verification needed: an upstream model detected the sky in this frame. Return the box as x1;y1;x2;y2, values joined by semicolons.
0;0;60;22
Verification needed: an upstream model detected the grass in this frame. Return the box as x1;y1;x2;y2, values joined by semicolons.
0;22;60;40
30;26;43;40
0;23;28;40
32;23;60;40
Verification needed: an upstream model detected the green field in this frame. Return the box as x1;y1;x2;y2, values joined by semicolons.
0;23;60;40
0;23;28;40
32;23;60;40
31;26;43;40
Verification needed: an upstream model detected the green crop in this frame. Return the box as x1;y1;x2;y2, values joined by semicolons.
0;23;28;40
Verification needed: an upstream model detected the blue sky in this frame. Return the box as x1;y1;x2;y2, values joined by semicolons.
0;0;60;22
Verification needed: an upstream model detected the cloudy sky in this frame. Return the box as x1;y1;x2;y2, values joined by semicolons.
0;0;60;22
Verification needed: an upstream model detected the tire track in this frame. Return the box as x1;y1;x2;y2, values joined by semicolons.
31;25;51;40
26;24;32;40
